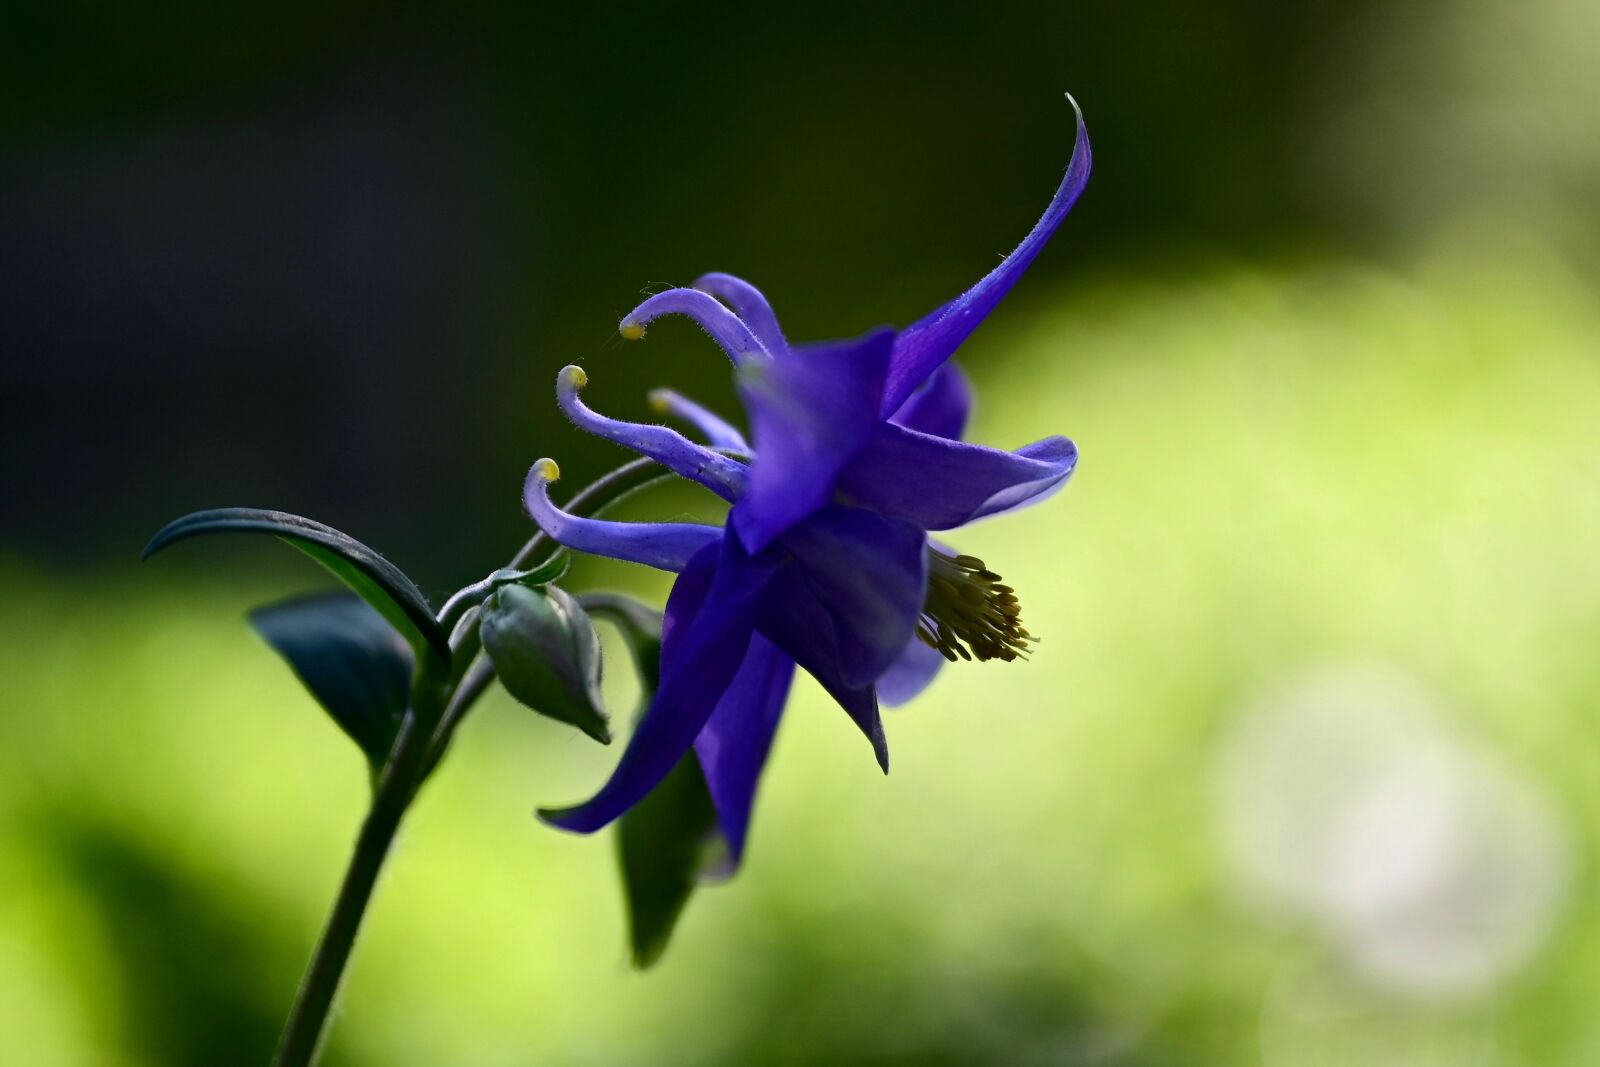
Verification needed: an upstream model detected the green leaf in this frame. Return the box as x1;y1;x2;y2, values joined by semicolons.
143;508;450;671
248;592;412;773
615;751;725;968
585;592;724;968
479;583;610;744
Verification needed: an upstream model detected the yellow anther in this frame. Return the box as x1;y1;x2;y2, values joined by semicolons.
533;458;560;482
560;365;588;389
919;549;1034;664
647;389;671;414
619;321;647;341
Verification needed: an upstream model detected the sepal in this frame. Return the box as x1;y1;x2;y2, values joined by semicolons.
435;551;572;631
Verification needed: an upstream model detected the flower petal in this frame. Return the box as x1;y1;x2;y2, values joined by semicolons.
557;366;748;501
838;424;1078;530
887;362;972;441
774;504;928;689
731;327;894;552
829;680;888;774
524;459;721;573
875;635;945;707
881;96;1091;413
540;539;774;834
648;388;751;452
757;568;890;773
620;288;769;364
746;504;926;773
693;633;797;865
694;272;789;356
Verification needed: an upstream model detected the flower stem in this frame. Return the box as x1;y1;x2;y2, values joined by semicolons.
271;705;436;1066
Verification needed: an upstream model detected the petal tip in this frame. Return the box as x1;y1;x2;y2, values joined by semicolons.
535;805;586;832
560;364;588;389
729;506;780;556
619;321;647;341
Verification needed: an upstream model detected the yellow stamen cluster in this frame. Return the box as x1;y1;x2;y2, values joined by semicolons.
917;551;1033;663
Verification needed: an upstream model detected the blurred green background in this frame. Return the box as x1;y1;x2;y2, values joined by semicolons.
5;2;1600;1064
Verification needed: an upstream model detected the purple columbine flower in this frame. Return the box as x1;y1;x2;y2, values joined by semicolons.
526;98;1090;863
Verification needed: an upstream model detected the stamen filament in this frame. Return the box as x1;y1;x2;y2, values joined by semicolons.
918;549;1035;664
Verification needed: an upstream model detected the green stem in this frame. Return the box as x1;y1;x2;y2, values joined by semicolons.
271;692;439;1067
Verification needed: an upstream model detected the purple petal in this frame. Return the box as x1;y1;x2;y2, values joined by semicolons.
757;568;890;772
731;328;894;552
881;96;1091;414
693;633;797;864
540;539;774;834
694;272;789;356
657;540;717;659
828;680;888;774
620;288;770;364
887;362;972;441
747;504;927;773
556;366;747;501
838;424;1078;531
875;635;945;708
648;387;751;452
524;460;721;573
775;504;928;689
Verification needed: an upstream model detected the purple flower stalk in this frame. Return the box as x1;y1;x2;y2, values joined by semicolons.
527;98;1091;864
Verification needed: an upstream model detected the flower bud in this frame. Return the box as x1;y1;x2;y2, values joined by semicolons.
479;583;609;744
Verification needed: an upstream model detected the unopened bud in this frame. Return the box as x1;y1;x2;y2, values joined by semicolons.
480;583;609;744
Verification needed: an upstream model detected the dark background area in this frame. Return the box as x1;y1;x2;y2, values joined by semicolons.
3;1;1353;587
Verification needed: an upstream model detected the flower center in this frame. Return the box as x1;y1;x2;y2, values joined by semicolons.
917;550;1033;663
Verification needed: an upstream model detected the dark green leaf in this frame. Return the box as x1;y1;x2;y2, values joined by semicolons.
479;583;610;744
248;592;412;772
616;751;725;968
585;592;724;968
143;508;449;670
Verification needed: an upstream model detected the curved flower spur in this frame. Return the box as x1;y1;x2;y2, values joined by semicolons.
528;96;1091;869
